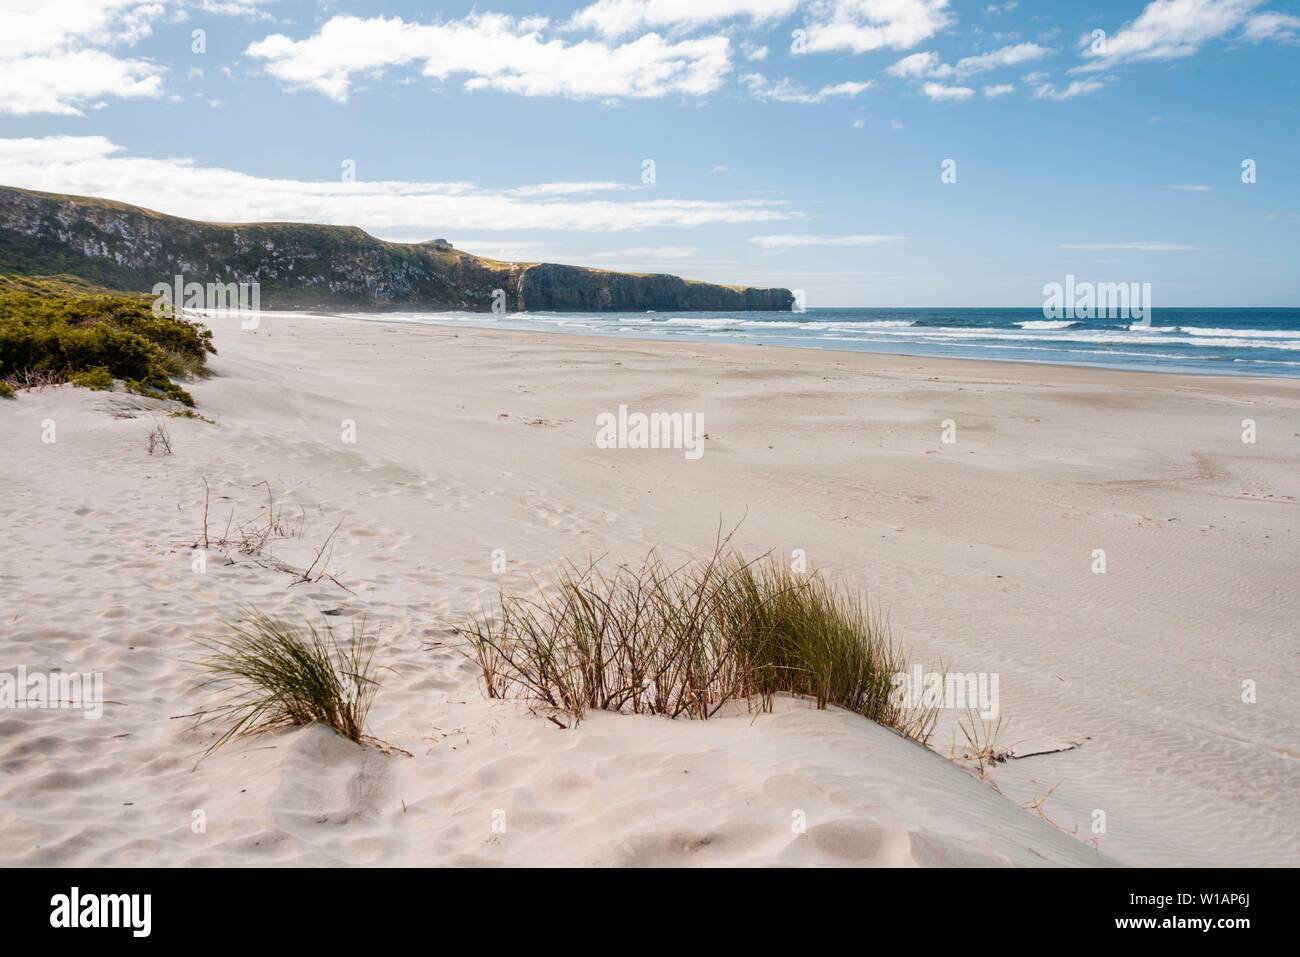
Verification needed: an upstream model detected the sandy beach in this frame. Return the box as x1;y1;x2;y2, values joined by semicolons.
2;309;1297;867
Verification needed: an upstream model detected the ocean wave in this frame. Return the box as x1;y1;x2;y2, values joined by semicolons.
798;326;1300;349
1179;326;1300;339
339;311;1300;372
654;317;919;331
661;317;743;328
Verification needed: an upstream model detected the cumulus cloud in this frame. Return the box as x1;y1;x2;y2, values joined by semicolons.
922;82;974;101
0;0;160;59
0;135;795;233
0;0;289;115
0;0;166;115
983;83;1015;97
888;51;946;78
0;48;163;116
803;0;953;54
1074;0;1286;72
245;13;734;101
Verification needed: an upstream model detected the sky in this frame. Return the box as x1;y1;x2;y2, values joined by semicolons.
0;0;1297;306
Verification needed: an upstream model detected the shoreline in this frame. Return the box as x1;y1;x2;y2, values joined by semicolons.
293;307;1300;392
274;308;1300;388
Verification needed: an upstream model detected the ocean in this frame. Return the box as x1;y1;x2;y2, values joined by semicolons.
344;307;1300;378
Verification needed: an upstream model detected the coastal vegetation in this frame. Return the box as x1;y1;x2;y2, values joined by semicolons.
465;543;936;741
0;274;213;405
192;612;380;755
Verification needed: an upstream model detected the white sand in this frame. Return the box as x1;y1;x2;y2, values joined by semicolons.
2;309;1297;867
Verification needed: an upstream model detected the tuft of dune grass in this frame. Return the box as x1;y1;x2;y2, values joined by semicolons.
465;544;937;742
193;611;379;755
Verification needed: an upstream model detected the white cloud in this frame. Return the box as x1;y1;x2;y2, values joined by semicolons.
742;73;871;103
0;135;795;233
888;51;947;78
953;42;1048;75
749;233;902;248
196;0;274;18
742;42;769;61
1032;77;1106;100
0;48;163;116
804;0;953;54
504;181;641;197
1076;0;1266;72
889;43;1047;80
0;0;159;59
1170;184;1213;191
922;81;974;101
0;0;166;115
1242;11;1300;40
0;0;282;115
568;0;799;39
983;83;1015;97
820;80;873;96
245;13;733;101
1059;241;1201;251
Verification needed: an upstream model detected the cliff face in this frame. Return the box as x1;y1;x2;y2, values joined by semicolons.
0;187;793;313
517;263;791;311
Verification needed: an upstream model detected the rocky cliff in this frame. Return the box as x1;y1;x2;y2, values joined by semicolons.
0;187;793;313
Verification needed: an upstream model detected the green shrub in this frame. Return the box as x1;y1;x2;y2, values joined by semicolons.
71;366;114;390
0;380;13;399
0;277;214;405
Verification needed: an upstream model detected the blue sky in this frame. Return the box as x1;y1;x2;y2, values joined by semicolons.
0;0;1297;305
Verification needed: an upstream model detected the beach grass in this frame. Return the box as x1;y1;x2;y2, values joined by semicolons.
465;544;936;741
193;611;379;754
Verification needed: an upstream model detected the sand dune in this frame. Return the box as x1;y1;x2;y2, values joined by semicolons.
2;310;1297;866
